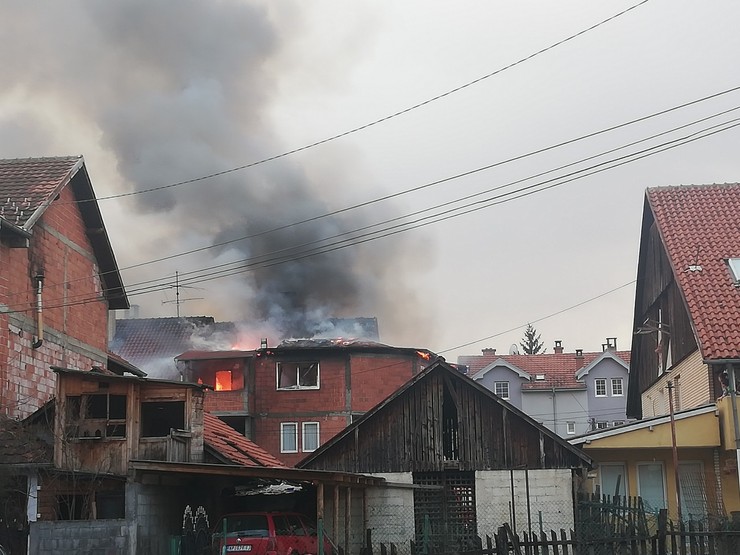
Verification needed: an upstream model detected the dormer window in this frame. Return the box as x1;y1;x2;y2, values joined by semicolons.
728;258;740;285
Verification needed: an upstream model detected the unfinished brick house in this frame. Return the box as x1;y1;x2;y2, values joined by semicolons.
0;156;128;419
175;339;436;466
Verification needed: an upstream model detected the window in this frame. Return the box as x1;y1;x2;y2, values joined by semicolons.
280;423;298;453
611;378;624;396
56;494;90;520
141;401;185;437
679;462;708;522
596;421;609;429
494;381;510;400
302;422;320;452
637;462;667;513
595;378;607;397
613;420;626;427
276;362;319;390
215;370;233;391
67;394;127;439
599;463;627;497
728;258;740;284
566;421;576;435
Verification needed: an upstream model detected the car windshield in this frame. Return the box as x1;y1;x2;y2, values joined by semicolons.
218;515;269;537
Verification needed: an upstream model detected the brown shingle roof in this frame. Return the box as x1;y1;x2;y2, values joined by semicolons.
0;155;128;309
648;184;740;360
459;350;631;390
110;317;237;369
0;156;83;229
203;412;286;468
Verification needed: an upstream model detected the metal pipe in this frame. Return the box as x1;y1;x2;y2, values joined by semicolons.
32;273;44;349
727;364;740;503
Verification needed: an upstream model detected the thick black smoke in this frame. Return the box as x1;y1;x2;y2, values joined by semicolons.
0;1;431;344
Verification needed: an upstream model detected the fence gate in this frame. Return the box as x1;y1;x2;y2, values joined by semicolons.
413;471;478;552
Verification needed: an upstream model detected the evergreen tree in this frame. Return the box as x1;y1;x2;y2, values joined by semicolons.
520;323;544;355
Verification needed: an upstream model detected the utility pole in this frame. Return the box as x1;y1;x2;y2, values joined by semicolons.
667;380;682;523
727;364;740;498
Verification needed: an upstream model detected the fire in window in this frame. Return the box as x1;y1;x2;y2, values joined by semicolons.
215;370;233;391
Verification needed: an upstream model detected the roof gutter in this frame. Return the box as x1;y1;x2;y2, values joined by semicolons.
0;217;32;239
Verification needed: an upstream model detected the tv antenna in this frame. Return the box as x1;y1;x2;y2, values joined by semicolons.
162;271;204;317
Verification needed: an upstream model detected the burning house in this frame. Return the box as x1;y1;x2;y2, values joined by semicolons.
176;339;436;466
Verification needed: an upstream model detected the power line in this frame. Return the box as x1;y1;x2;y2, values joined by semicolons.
8;88;740;307
68;0;651;204
4;112;739;314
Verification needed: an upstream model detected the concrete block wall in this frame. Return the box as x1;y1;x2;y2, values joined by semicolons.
365;472;415;554
475;469;575;536
29;519;131;554
134;480;191;555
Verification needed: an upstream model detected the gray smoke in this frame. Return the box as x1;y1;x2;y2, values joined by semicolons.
0;1;431;344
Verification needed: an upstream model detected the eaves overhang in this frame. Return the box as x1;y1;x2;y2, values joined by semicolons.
129;460;387;487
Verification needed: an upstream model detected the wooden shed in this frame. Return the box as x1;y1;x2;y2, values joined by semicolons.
298;358;591;552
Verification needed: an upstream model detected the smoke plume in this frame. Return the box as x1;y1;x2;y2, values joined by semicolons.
0;1;431;346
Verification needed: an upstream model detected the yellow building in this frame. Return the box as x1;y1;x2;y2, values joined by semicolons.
570;400;740;523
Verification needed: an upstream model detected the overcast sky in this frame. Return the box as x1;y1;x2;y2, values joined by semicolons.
2;0;740;361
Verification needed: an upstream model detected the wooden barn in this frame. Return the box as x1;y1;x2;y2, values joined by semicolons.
297;358;591;553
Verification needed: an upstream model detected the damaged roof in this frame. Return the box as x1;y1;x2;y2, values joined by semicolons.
110;317;237;369
203;412;286;468
0;156;128;309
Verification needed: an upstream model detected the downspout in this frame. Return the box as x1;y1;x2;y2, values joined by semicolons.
32;273;44;349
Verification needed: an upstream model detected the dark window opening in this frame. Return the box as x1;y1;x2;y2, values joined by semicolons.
57;494;90;520
96;491;125;519
141;401;185;437
219;416;250;437
68;394;127;439
442;385;459;461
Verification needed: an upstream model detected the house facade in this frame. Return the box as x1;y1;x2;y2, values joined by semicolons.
627;184;740;419
459;340;630;437
298;358;591;554
175;339;435;466
0;156;128;419
570;401;740;523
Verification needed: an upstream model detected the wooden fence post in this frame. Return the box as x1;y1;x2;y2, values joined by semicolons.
657;509;667;555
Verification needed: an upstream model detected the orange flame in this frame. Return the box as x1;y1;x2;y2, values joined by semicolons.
417;351;431;361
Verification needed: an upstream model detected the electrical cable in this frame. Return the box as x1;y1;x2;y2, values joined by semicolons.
67;0;651;204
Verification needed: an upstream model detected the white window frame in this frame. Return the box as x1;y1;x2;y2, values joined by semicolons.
595;378;607;397
637;461;667;512
596;421;609;430
611;377;624;396
280;422;298;453
494;381;510;400
613;420;626;427
276;362;320;390
599;462;628;497
728;258;740;284
566;421;576;435
302;422;320;452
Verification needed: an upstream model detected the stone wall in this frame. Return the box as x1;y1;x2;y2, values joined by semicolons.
29;519;131;554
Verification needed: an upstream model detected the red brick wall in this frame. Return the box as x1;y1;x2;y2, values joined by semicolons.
246;351;424;465
1;186;109;418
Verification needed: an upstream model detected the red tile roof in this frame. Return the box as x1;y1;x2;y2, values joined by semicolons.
203;412;286;468
648;184;740;360
459;350;631;390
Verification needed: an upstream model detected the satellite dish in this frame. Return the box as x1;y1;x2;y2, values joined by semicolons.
509;344;520;355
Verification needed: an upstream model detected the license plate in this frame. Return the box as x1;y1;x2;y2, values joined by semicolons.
226;546;252;552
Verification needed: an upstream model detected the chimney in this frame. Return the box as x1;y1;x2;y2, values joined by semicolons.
575;349;584;370
554;340;563;354
606;337;617;351
260;338;268;349
482;348;496;356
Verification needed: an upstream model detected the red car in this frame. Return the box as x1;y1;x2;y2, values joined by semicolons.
211;512;335;555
